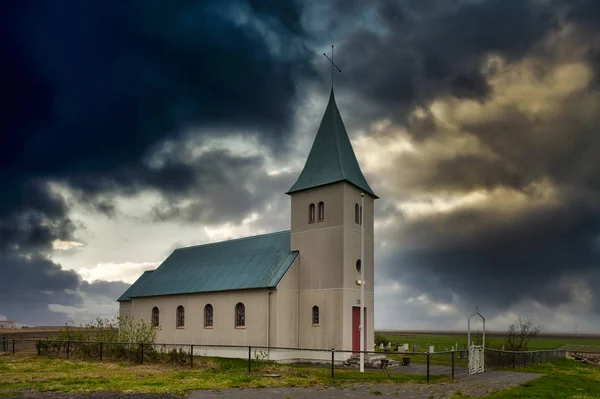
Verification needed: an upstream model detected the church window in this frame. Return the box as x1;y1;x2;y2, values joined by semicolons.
355;203;359;224
356;259;361;273
318;202;325;221
309;203;315;223
176;305;185;328
312;306;319;325
204;304;213;327
235;302;245;327
151;307;159;327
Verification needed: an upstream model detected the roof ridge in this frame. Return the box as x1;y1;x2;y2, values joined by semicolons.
174;230;291;252
330;89;345;178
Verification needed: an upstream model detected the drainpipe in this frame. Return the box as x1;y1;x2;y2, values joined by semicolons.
267;289;272;348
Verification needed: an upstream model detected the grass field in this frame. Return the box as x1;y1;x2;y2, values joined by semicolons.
0;355;597;398
0;355;445;396
377;331;600;352
450;359;600;398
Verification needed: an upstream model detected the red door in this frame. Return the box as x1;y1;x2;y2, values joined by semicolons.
352;307;360;351
353;307;367;352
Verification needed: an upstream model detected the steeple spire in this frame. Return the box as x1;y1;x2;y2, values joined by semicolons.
286;88;377;198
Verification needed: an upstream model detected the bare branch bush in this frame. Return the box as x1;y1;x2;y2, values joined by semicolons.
504;317;543;351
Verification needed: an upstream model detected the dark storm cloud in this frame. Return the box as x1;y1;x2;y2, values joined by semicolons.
79;280;131;301
0;250;80;325
321;0;600;322
326;0;558;128
0;247;134;325
148;150;268;224
1;0;313;208
0;0;313;325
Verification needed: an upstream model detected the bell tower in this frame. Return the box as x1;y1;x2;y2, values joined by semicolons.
287;88;377;351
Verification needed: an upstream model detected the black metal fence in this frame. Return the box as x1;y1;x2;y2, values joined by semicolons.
1;336;466;381
1;336;574;379
484;348;566;368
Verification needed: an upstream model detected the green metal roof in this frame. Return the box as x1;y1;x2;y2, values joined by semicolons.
120;231;298;300
118;270;155;302
287;88;378;198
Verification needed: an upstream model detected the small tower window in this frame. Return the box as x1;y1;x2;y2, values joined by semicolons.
312;306;320;325
176;305;185;328
318;202;325;221
235;302;245;327
356;259;361;273
309;203;315;223
355;203;360;224
151;307;159;327
204;304;213;327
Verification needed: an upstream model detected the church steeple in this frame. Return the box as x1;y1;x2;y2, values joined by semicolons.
287;89;377;198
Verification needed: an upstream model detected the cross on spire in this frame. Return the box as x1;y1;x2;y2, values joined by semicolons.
323;45;341;89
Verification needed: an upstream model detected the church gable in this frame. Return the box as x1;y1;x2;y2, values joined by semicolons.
126;231;298;299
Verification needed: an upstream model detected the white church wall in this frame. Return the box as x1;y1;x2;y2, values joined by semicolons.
298;289;344;350
272;257;298;348
129;288;270;347
290;183;344;235
119;301;132;318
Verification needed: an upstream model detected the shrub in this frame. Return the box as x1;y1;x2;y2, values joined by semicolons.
375;334;389;348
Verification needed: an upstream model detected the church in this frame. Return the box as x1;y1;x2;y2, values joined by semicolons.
118;88;377;351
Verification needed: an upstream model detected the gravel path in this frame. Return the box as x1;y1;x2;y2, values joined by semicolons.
1;370;541;399
185;370;541;399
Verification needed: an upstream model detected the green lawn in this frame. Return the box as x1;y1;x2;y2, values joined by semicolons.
0;355;446;396
378;332;600;351
450;359;600;398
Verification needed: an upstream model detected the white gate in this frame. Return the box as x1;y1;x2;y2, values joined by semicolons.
468;344;484;374
468;308;485;374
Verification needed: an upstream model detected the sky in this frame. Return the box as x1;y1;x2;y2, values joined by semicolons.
1;0;600;333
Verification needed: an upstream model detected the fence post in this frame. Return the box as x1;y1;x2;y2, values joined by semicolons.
451;350;455;379
140;343;144;364
248;346;251;373
37;340;41;356
12;339;15;355
426;353;430;383
190;345;194;369
523;352;527;368
100;342;103;361
66;340;70;359
331;348;334;378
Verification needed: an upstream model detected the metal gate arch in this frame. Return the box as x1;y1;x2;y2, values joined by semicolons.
468;308;485;374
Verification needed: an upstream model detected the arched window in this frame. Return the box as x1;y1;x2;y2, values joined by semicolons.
355;203;360;224
151;307;159;327
312;306;320;325
176;305;185;328
318;202;325;221
309;203;315;223
204;304;213;327
356;259;361;273
235;303;245;327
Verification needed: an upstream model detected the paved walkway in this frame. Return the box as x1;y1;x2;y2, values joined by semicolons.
186;370;542;398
